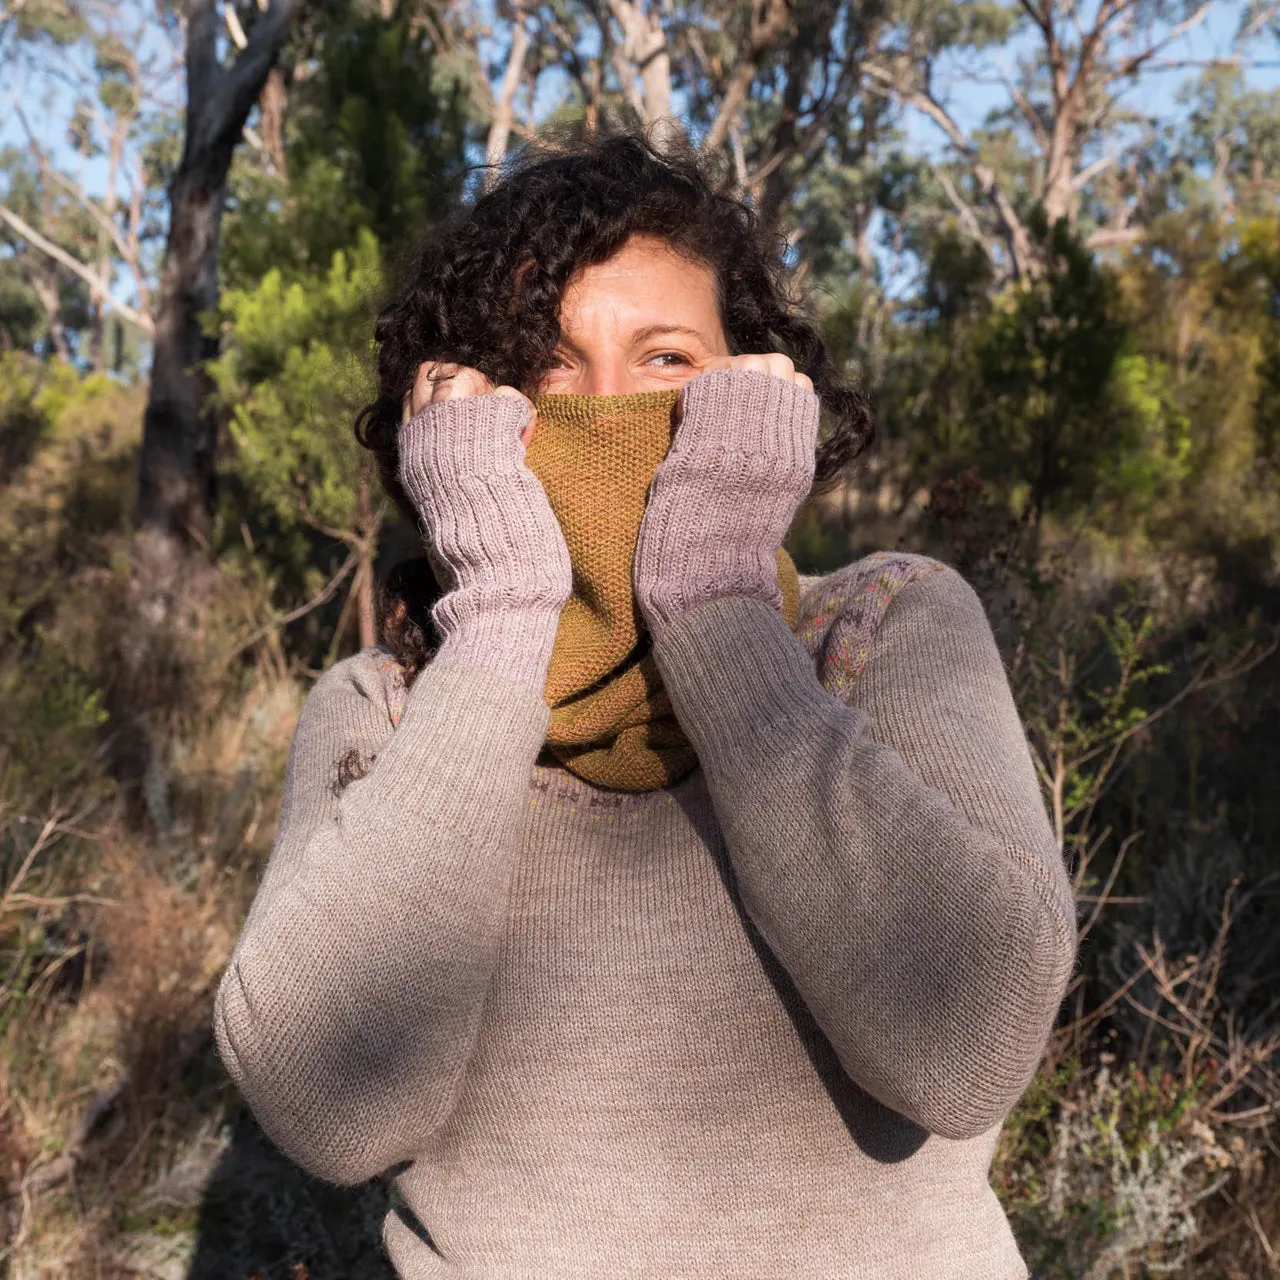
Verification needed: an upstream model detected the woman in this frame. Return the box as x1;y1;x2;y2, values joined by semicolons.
215;134;1076;1278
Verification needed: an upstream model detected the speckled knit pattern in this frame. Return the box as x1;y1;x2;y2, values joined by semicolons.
215;551;1077;1279
796;552;949;700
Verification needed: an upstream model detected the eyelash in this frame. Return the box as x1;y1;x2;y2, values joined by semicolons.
551;351;691;370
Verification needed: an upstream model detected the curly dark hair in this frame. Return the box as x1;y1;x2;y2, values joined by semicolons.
356;131;874;680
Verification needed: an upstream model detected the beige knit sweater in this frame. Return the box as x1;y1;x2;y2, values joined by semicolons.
215;544;1076;1279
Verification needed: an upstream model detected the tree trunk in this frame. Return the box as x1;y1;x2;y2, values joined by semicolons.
484;4;530;188
135;0;297;547
260;65;288;177
31;269;70;360
135;163;228;543
1041;113;1078;229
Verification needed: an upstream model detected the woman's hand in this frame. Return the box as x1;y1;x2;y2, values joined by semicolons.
634;363;820;641
397;363;570;691
403;362;537;448
695;352;814;396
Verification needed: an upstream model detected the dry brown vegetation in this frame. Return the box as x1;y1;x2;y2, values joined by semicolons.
0;351;1275;1278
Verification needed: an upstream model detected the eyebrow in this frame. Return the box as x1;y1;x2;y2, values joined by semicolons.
628;324;713;345
555;323;714;357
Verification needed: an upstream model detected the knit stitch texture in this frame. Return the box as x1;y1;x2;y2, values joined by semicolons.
634;368;819;641
397;392;571;691
215;555;1076;1279
218;372;1076;1278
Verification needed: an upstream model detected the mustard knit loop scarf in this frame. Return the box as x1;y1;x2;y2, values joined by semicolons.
526;390;800;793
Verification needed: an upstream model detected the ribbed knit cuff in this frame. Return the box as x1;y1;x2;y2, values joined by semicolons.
430;608;563;689
397;395;572;693
678;368;820;471
635;369;819;642
399;393;536;507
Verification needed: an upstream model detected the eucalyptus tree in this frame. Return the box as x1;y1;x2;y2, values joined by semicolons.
136;0;298;553
0;0;163;364
863;0;1280;279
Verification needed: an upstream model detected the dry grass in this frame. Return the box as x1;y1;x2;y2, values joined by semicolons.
0;649;298;1277
2;356;1277;1277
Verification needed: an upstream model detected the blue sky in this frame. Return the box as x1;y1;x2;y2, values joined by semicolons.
2;0;1276;307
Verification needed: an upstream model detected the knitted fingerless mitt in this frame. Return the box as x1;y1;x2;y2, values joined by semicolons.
634;369;820;641
397;395;572;691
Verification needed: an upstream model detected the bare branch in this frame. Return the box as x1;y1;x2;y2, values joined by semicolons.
38;167;135;266
865;64;1037;278
1113;0;1213;79
1072;151;1120;190
485;3;532;186
701;0;792;157
0;204;155;336
934;167;994;262
222;548;358;663
223;0;247;50
1015;0;1053;42
998;60;1049;152
1085;225;1145;249
1237;0;1280;47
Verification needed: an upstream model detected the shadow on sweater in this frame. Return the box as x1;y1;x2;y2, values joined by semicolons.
187;1108;395;1280
674;780;931;1166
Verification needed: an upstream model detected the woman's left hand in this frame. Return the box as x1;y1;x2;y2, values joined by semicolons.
633;361;820;642
694;352;814;396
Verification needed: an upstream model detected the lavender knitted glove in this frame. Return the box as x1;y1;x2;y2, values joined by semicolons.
398;394;572;691
634;369;820;641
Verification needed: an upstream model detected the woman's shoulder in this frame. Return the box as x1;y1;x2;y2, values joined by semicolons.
301;645;408;734
796;551;988;695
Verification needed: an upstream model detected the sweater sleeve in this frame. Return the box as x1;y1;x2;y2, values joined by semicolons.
652;565;1077;1140
213;651;548;1185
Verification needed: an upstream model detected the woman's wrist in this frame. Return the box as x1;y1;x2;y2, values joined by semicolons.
634;368;819;640
430;605;563;691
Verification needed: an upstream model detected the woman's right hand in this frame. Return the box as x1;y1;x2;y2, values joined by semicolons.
401;362;537;447
396;363;571;692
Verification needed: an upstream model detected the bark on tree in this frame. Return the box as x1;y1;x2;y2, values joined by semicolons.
484;2;531;187
700;0;793;158
135;0;298;546
606;0;679;148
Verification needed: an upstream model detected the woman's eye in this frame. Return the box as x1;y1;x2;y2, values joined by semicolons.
649;352;690;368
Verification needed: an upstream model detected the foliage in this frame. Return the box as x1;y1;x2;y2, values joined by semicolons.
997;1060;1231;1278
2;0;1280;1274
210;231;380;549
221;2;473;288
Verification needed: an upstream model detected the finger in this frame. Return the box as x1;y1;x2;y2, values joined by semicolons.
429;364;475;403
448;366;501;399
485;385;538;446
761;352;796;382
406;361;457;417
731;353;775;377
698;355;736;373
795;371;814;394
722;352;803;384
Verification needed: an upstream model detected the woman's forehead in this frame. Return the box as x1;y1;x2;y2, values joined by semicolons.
559;236;721;336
